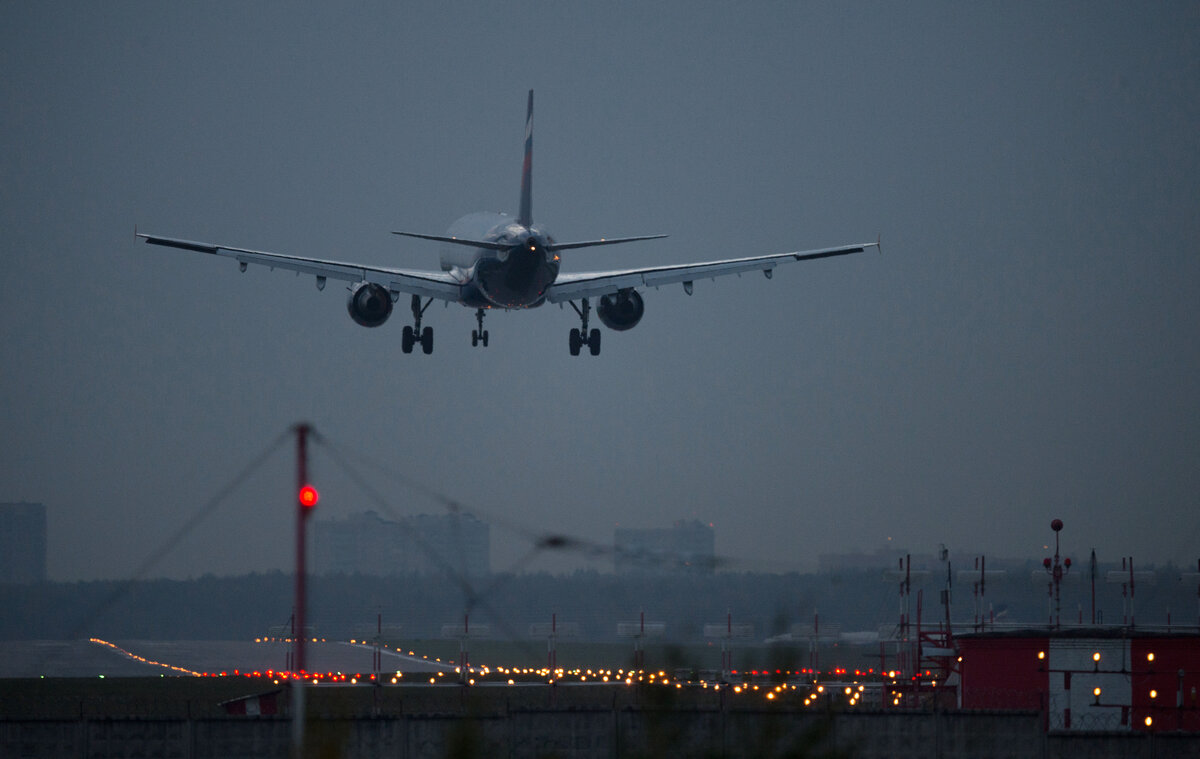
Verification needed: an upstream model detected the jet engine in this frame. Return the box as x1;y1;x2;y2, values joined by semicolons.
596;289;644;331
346;282;393;327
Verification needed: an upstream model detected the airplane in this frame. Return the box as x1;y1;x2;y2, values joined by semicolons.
139;90;877;355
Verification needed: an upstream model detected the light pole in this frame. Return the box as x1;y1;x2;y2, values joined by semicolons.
1043;519;1071;629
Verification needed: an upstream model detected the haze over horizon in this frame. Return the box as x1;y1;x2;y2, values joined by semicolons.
2;2;1197;582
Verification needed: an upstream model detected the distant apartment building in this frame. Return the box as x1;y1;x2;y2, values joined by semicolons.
614;519;715;575
314;511;490;578
0;502;47;583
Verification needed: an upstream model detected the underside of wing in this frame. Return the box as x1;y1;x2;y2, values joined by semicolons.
545;242;875;303
138;233;463;302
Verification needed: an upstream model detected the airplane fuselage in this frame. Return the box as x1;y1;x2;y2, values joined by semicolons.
440;212;561;310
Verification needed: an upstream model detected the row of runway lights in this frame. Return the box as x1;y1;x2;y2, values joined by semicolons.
213;668;915;708
89;638;204;678
87;638;925;706
165;637;931;704
262;636;916;680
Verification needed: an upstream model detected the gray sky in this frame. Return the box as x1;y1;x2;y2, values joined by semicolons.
2;1;1197;581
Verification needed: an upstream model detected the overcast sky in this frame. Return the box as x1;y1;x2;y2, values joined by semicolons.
2;2;1197;581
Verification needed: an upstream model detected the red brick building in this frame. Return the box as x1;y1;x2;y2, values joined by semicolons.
957;629;1200;732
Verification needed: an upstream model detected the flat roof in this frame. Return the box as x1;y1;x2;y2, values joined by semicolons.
956;627;1200;640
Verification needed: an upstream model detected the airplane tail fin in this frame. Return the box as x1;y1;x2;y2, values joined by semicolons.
518;89;533;227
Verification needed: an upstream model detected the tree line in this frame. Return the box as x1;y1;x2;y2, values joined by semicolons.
2;564;1196;641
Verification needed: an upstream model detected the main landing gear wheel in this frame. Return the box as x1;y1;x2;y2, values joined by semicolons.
471;308;489;348
403;294;434;355
567;299;602;356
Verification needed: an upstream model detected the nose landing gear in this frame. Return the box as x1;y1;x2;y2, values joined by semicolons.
402;294;434;354
471;308;490;347
568;299;601;356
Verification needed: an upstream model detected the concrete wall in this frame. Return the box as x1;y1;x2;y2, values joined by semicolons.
4;710;1199;758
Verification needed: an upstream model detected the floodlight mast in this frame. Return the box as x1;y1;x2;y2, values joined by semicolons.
1043;519;1071;629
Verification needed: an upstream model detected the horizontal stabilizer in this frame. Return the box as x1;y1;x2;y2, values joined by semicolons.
393;230;667;252
392;231;509;250
547;234;668;252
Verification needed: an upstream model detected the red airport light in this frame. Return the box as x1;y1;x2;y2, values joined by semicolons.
298;485;319;508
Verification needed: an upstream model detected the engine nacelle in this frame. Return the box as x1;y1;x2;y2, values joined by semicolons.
346;282;393;327
597;289;644;331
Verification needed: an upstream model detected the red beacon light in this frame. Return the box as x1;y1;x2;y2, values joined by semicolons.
298;485;319;508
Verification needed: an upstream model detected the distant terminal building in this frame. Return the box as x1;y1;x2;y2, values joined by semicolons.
0;502;47;583
314;510;489;578
614;519;715;575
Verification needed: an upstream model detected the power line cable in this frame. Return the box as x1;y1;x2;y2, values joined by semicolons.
50;429;291;668
312;436;789;575
314;436;537;655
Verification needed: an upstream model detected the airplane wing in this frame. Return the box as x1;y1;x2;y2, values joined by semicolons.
544;242;877;303
137;233;463;302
